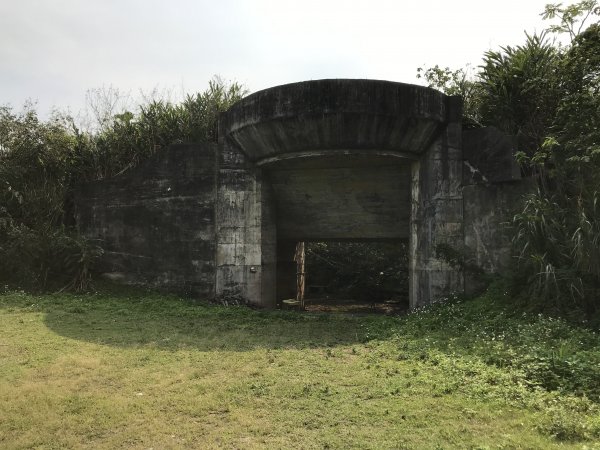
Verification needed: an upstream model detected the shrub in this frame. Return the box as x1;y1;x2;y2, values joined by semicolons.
305;241;408;301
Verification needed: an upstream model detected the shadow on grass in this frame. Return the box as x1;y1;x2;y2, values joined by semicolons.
0;285;401;352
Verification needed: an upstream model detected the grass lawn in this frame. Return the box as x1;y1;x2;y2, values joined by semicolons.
1;284;600;449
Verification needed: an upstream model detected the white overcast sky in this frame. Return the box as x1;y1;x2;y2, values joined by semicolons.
0;0;556;117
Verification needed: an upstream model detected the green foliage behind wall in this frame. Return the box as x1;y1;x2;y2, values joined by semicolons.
0;77;246;291
418;1;600;314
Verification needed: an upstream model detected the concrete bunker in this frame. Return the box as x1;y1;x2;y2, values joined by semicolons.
75;79;527;309
217;80;463;309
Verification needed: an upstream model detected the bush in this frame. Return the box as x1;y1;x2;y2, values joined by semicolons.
305;241;408;301
511;23;600;314
0;77;245;291
0;210;102;291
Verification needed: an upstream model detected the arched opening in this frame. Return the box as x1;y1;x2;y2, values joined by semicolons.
216;79;465;309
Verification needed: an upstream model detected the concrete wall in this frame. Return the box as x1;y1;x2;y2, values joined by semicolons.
269;161;411;241
74;81;533;310
214;136;277;306
463;127;521;184
75;144;217;297
409;100;464;308
462;182;533;295
276;240;298;303
462;127;533;295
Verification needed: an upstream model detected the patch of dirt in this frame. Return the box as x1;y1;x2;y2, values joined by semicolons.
302;297;408;315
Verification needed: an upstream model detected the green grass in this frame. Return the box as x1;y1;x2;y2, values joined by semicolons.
1;283;600;449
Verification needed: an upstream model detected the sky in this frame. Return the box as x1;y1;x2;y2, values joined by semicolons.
0;0;557;118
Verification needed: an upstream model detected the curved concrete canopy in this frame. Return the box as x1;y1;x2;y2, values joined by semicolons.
220;79;460;163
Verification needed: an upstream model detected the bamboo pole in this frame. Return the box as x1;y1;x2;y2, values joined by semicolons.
295;241;306;309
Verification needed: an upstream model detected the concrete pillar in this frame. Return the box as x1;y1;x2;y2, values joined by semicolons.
409;97;464;308
215;137;277;307
260;175;277;307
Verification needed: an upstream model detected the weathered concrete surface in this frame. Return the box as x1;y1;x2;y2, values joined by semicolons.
221;79;456;163
218;80;464;308
463;127;521;184
410;114;465;309
214;135;277;306
75;80;533;309
461;127;534;295
75;144;217;297
276;240;298;304
269;161;411;241
463;180;534;295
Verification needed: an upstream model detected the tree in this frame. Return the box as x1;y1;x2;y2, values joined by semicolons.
417;1;600;313
305;242;408;302
478;33;562;158
512;22;600;313
0;104;102;290
542;0;600;41
0;76;248;291
416;65;484;126
86;76;247;180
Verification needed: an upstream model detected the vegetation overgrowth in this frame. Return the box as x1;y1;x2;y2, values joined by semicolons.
1;283;599;448
418;1;600;314
1;3;599;449
0;78;246;291
305;242;409;302
0;1;599;313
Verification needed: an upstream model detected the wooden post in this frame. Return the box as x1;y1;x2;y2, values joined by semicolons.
294;242;306;309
